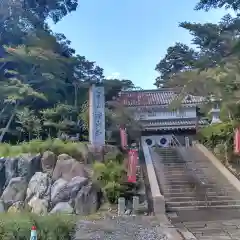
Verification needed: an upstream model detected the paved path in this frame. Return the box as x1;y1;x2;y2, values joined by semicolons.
168;209;240;239
74;215;182;240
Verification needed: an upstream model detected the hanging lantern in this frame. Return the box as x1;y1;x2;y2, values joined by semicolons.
120;127;128;150
127;148;138;183
234;128;240;154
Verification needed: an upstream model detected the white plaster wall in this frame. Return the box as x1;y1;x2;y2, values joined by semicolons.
134;107;196;120
141;135;173;148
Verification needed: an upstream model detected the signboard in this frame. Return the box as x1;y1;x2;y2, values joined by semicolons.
127;149;138;183
120;127;127;149
89;84;105;146
234;128;240;154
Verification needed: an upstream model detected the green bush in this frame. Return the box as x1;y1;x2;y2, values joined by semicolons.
93;160;126;203
0;139;89;161
197;122;234;149
103;182;122;204
0;213;76;240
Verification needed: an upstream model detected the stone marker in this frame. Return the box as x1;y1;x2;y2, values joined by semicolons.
185;137;190;147
133;196;139;214
118;197;125;215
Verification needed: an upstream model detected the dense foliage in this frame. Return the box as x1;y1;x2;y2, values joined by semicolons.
154;1;240;162
0;0;141;144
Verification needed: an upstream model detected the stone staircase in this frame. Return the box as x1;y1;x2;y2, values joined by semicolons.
153;146;240;212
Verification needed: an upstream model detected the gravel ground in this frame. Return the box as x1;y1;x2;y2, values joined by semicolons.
74;215;169;240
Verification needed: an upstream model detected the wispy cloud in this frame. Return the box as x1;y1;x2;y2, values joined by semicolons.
106;72;120;79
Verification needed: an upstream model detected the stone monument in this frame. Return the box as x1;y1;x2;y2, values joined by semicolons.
210;97;222;124
89;82;105;148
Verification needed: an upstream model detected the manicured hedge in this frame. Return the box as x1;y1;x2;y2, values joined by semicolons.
0;213;76;240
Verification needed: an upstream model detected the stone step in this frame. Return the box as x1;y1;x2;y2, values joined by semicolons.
163;187;235;193
157;168;187;172
164;193;232;198
163;169;187;171
166;204;240;212
164;191;236;198
166;199;240;207
163;173;189;177
161;165;186;167
164;192;236;198
165;195;234;202
164;184;235;189
165;180;192;183
162;162;185;164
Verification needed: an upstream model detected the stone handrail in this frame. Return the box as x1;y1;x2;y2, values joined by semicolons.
141;139;165;214
195;143;240;193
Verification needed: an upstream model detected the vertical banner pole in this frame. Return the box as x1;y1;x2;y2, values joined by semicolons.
127;148;138;183
89;83;105;159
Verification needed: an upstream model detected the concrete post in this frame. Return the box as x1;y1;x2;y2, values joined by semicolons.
132;196;139;214
118;197;125;215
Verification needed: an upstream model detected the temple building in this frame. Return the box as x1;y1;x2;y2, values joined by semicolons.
118;88;210;147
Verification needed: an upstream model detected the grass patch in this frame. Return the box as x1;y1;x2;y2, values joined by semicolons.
0;213;76;240
0;139;89;161
0;139;122;163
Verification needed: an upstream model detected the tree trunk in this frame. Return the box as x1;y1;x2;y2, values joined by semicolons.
0;102;18;142
0;104;8;118
74;83;78;107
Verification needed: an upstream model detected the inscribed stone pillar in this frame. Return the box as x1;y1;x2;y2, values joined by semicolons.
89;84;105;147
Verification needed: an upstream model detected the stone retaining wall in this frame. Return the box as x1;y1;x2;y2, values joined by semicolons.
141;138;165;214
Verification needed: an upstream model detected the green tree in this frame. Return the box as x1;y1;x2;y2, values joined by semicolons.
154;43;198;87
195;0;240;11
16;107;42;140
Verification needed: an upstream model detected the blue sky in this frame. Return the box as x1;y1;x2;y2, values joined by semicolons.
49;0;230;89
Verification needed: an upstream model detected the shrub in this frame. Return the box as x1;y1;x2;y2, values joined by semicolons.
93;159;126;203
103;182;122;204
0;139;89;161
0;213;76;240
93;160;125;186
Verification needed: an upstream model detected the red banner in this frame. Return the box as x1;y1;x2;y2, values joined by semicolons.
127;149;138;183
120;127;127;149
234;128;240;154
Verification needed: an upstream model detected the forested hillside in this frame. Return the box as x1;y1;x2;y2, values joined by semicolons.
0;0;139;143
154;0;240;162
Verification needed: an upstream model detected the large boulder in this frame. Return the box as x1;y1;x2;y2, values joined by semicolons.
0;158;6;193
74;182;101;215
28;196;48;215
7;201;24;213
1;177;28;206
51;176;88;206
50;202;73;214
17;154;42;180
4;157;18;186
57;154;72;161
0;200;5;213
41;151;57;175
26;172;52;202
52;158;88;181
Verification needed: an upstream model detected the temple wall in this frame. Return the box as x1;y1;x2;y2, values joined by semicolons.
141;132;197;147
134;106;196;121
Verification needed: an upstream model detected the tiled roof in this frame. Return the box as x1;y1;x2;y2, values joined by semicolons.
142;119;208;127
118;89;205;106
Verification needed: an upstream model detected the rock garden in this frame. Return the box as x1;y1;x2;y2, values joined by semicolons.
0;139;147;239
